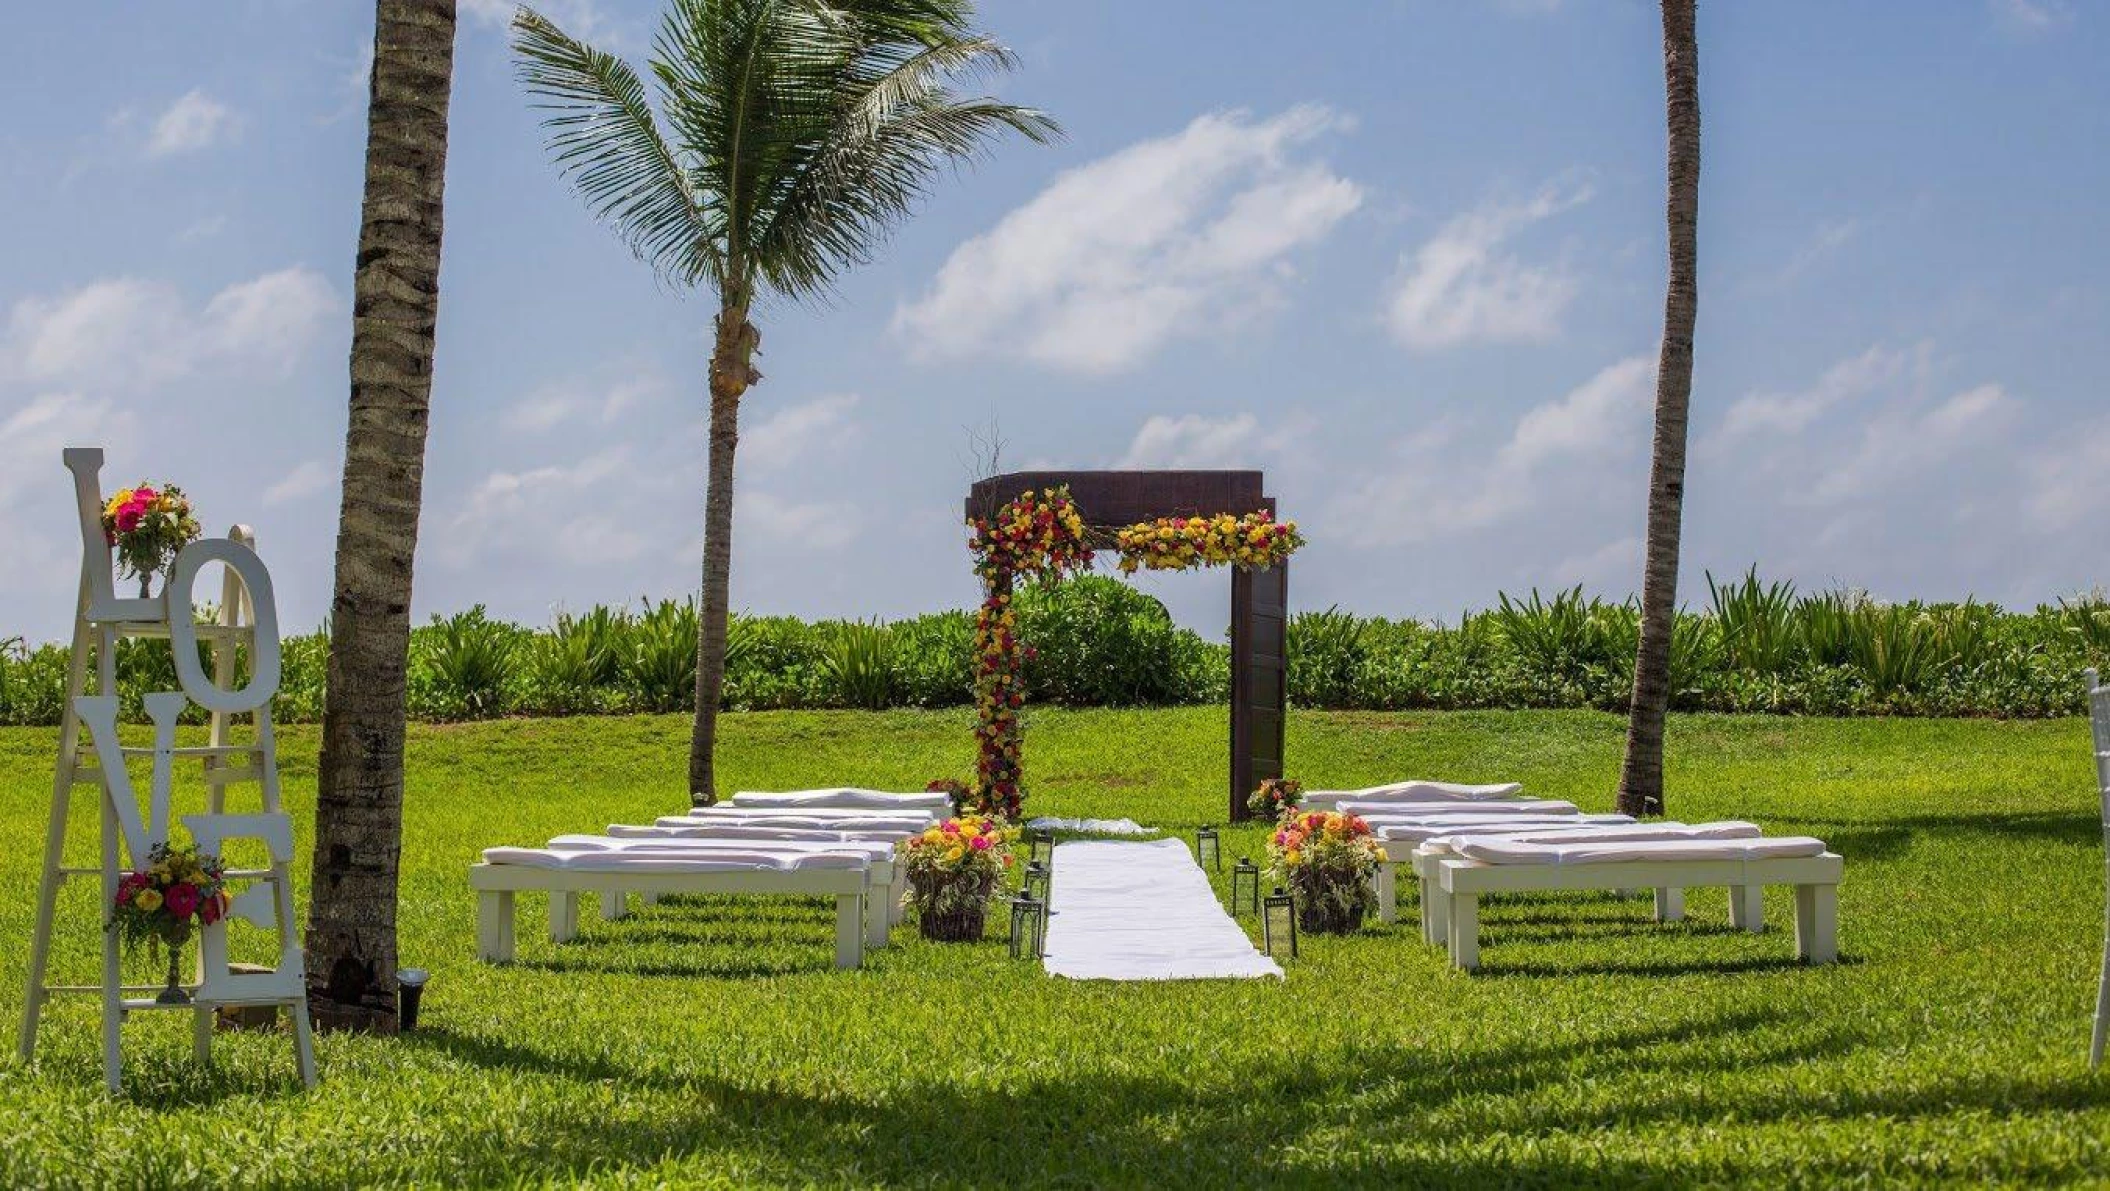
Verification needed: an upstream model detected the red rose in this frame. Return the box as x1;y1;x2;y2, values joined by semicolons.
199;893;223;926
163;883;200;919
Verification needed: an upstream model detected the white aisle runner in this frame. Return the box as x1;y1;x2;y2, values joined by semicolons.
1042;838;1284;980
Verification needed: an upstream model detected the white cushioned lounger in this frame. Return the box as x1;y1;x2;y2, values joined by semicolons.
470;847;873;969
658;813;925;833
730;789;951;811
608;822;917;843
547;834;904;945
1303;781;1525;811
1370;814;1633;926
1422;828;1842;971
1341;798;1580;819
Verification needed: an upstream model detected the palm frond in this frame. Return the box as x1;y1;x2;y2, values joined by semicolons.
512;7;723;288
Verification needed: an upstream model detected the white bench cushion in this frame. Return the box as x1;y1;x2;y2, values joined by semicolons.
1420;820;1761;855
1376;814;1635;844
1449;834;1828;866
1310;781;1525;805
547;834;891;860
658;814;921;833
481;847;868;872
1344;798;1580;819
606;823;914;843
730;789;950;810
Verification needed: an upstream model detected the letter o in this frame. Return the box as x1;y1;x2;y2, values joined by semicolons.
167;538;281;714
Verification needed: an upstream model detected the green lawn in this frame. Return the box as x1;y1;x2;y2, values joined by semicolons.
1;708;2106;1188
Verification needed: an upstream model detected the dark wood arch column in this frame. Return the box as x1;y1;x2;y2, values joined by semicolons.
966;470;1288;822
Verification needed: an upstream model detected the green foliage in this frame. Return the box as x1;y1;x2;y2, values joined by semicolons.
0;709;2105;1185
11;570;2106;725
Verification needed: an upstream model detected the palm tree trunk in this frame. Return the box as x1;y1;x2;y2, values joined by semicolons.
688;301;760;803
1618;0;1700;820
305;0;456;1033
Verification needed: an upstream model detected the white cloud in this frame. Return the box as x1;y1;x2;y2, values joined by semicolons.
741;491;861;551
2024;418;2110;532
1383;183;1589;351
1805;382;2013;505
502;374;659;433
2;269;340;393
441;449;654;568
146;90;237;159
264;459;335;506
1330;354;1655;546
1989;0;2075;33
1715;344;1911;440
1552;536;1642;589
742;394;862;472
895;106;1363;373
461;0;617;43
1117;413;1260;469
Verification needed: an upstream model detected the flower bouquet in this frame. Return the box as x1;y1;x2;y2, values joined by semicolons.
1247;776;1305;821
109;841;231;1004
926;778;971;817
898;816;1018;941
100;482;201;598
1266;810;1385;935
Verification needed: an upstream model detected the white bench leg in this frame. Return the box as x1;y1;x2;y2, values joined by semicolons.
1794;883;1838;964
1449;891;1480;971
1728;884;1764;933
1375;864;1397;925
476;890;517;962
550;892;580;945
864;879;890;951
600;891;628;922
289;999;318;1089
834;893;865;970
1653;886;1685;923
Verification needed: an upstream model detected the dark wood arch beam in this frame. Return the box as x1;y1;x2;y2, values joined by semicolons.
966;470;1287;823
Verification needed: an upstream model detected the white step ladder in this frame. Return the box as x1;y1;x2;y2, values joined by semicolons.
18;448;316;1092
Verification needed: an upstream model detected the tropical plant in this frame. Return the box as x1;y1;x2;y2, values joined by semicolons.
1287;607;1367;709
306;0;458;1034
824;619;897;709
1710;567;1798;675
417;607;519;718
1619;0;1701;818
512;0;1057;801
628;598;701;712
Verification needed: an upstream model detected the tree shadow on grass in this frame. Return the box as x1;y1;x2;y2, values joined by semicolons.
1794;810;2099;848
392;1005;2042;1188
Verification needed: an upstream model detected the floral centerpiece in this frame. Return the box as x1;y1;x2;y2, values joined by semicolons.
926;778;971;817
1114;511;1302;574
1265;810;1384;935
898;815;1018;941
967;486;1094;819
1247;776;1305;821
101;482;201;597
109;841;231;1004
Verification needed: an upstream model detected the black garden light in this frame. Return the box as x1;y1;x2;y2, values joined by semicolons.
397;967;429;1031
1023;860;1051;902
1008;891;1046;960
1195;824;1221;871
1262;887;1298;960
1231;857;1261;916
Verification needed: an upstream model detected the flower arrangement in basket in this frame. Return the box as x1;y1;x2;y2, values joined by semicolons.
1266;810;1385;936
926;778;971;817
1247;776;1305;821
109;841;231;1004
101;482;201;597
898;816;1019;942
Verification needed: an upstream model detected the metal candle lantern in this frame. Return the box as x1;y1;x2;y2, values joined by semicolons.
1262;886;1298;959
1231;857;1261;916
1008;891;1046;960
1023;860;1051;903
1196;825;1221;871
1027;828;1054;866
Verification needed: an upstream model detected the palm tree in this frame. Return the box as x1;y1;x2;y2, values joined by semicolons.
1618;0;1700;819
305;0;457;1033
512;0;1057;803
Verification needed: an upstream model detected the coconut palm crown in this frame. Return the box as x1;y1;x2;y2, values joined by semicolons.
512;0;1057;800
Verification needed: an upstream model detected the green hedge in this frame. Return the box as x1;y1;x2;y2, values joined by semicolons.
2;571;2104;725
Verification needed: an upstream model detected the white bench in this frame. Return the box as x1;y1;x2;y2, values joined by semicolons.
1367;813;1638;929
1302;781;1525;812
550;833;906;941
728;789;951;811
471;849;874;970
1424;834;1843;971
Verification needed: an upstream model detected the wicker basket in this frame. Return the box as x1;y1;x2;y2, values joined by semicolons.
1294;871;1369;936
912;872;996;942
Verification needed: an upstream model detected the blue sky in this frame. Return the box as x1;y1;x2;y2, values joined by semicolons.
3;0;2105;644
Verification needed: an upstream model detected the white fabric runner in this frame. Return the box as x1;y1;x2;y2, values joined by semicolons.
1042;839;1282;981
1024;816;1155;837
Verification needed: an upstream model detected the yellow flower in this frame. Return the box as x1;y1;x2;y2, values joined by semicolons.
133;888;163;912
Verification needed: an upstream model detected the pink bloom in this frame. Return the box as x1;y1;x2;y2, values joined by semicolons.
970;835;991;851
163;883;200;919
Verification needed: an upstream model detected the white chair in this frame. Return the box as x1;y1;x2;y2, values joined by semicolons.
2086;668;2109;1069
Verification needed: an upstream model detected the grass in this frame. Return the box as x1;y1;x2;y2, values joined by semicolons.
0;708;2106;1187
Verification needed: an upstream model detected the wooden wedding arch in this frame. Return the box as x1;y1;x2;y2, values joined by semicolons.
965;470;1289;823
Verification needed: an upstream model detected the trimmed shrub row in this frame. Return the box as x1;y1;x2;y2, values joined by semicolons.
2;571;2104;725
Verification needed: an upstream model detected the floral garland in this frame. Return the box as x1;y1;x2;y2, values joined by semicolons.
967;487;1094;818
1114;511;1302;574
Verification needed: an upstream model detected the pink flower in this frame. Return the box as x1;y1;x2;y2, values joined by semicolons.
199;891;226;926
970;835;991;851
163;883;200;919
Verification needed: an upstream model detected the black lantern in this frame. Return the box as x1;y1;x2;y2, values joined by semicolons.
1028;828;1054;866
1230;858;1261;916
1008;891;1046;960
1023;860;1051;903
1262;886;1298;960
1196;824;1221;871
